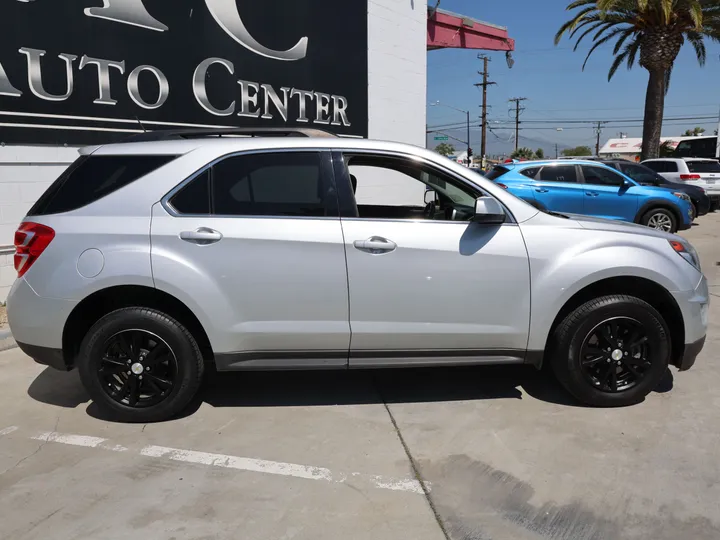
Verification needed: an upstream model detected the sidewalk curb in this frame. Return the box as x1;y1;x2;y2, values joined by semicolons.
0;328;17;352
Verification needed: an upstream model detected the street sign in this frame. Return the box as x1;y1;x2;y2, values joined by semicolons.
434;135;449;141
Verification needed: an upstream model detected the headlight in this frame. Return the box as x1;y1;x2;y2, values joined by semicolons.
669;240;701;271
672;192;691;202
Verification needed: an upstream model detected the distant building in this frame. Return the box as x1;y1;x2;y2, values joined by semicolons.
599;136;697;161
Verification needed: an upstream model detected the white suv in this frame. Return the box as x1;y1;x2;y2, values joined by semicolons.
643;158;720;211
7;129;709;421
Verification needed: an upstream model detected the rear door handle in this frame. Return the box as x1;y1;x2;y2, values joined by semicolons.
535;188;549;193
180;227;223;245
353;236;397;254
585;191;599;197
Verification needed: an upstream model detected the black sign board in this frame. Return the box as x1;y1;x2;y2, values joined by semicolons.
0;0;368;145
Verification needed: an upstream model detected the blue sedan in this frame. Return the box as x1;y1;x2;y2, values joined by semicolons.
483;160;694;233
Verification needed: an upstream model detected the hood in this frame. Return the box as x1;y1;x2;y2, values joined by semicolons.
566;213;680;241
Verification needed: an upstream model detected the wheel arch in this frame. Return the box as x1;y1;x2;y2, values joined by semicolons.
62;285;213;369
635;199;682;226
537;276;684;370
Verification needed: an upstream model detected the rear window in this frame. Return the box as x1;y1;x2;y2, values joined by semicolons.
538;165;578;183
484;166;509;181
687;161;720;173
28;155;176;216
643;161;677;173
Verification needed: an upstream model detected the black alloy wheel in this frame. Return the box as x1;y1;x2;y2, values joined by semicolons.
99;330;178;408
579;317;650;393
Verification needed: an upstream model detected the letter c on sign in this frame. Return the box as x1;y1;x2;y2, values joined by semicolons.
127;65;169;110
204;0;308;61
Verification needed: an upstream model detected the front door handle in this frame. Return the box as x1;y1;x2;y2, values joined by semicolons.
353;236;397;254
180;227;223;245
535;188;549;193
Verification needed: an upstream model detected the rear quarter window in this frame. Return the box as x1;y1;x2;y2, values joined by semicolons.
28;155;176;216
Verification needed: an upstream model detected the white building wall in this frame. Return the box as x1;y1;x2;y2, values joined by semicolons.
0;146;79;301
363;0;427;206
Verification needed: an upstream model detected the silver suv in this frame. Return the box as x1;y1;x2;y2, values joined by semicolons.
7;129;708;421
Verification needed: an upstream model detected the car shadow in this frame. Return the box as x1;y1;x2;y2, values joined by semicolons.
26;363;675;422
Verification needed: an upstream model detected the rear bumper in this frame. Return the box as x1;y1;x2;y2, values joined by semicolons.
16;342;69;371
6;278;76;350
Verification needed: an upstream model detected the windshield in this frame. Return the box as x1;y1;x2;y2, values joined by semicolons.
687;161;720;173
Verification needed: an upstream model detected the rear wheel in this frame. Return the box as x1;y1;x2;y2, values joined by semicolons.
77;307;204;422
641;207;677;233
550;295;670;407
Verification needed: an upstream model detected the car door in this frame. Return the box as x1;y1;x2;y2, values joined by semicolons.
530;164;585;214
150;150;351;369
334;151;531;366
579;164;639;221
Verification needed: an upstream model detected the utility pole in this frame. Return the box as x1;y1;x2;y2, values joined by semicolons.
508;98;527;152
594;121;608;156
475;55;496;164
555;143;559;159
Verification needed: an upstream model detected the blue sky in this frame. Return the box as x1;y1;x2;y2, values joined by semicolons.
427;0;720;156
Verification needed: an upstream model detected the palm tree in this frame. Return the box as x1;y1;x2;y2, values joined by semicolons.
555;0;720;160
511;147;536;160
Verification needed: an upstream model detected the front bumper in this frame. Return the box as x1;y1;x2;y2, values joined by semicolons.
670;275;708;370
676;336;705;371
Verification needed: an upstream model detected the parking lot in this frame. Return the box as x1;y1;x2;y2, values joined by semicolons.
0;215;719;540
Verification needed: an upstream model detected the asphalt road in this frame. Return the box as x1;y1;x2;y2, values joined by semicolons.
1;214;720;540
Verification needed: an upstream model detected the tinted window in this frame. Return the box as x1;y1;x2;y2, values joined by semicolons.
581;165;625;186
675;137;717;158
520;167;540;178
644;161;676;173
212;152;329;217
687;161;720;173
538;165;577;183
170;170;211;214
28;155;176;216
484;166;509;180
620;164;666;184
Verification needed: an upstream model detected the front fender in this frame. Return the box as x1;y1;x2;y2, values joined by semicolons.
525;232;695;351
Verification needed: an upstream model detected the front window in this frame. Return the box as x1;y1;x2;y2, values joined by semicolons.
344;154;482;222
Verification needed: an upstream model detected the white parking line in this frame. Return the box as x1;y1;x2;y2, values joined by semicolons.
14;429;425;494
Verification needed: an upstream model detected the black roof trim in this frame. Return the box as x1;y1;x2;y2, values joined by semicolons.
124;127;338;143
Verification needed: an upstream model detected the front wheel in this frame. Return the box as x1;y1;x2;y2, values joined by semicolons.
550;295;670;407
641;207;677;233
77;307;205;422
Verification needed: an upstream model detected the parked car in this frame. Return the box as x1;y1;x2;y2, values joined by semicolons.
7;129;707;421
484;160;694;233
600;159;711;217
672;136;717;160
642;158;720;212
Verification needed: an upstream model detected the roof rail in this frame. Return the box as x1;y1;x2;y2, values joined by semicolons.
123;127;338;143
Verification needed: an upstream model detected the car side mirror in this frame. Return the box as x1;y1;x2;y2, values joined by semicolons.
424;190;437;205
472;196;506;224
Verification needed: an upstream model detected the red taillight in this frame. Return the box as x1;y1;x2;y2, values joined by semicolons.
497;183;509;189
14;222;55;278
680;174;701;180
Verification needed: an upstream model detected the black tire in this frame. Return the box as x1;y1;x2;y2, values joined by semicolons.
640;207;677;233
550;295;670;407
77;307;204;422
691;203;698;220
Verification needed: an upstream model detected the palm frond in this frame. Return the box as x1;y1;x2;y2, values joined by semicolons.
612;28;635;54
581;27;627;70
687;31;707;65
664;64;673;95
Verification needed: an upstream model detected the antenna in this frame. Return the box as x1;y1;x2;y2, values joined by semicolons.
135;116;148;133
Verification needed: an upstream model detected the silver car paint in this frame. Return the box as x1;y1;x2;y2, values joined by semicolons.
6;137;708;366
